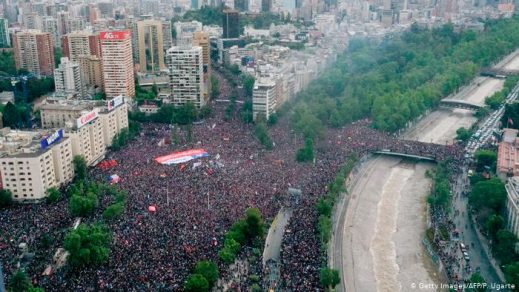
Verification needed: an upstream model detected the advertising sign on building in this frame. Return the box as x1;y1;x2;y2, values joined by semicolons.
41;129;64;149
100;30;131;40
107;95;124;111
76;110;99;128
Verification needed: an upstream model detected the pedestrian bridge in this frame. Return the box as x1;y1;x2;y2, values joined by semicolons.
439;99;483;111
373;150;437;162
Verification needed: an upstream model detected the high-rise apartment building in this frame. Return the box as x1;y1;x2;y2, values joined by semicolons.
54;57;84;98
62;31;101;62
41;16;59;47
222;9;239;39
100;30;135;99
166;45;205;108
0;128;74;201
0;18;10;47
253;77;277;120
13;30;55;77
162;20;173;50
136;19;165;73
78;55;104;91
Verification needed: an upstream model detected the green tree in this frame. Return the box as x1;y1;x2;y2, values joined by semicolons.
474;150;497;172
2;102;21;128
456;127;472;142
316;198;333;217
493;230;518;265
195;261;219;288
64;223;111;267
69;191;98;217
175;102;198;125
296;138;314;162
467;273;487;292
243;75;255;97
318;215;332;243
245;207;265;241
218;247;236;264
210;75;220;99
319;268;340;291
8;270;31;292
485;214;504;239
0;189;13;208
46;187;61;203
469;178;506;212
254;121;273;150
185;273;209;292
504;261;519;289
103;202;125;220
73;155;88;181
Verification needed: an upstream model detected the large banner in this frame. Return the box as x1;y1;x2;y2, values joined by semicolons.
155;149;209;165
41;129;64;149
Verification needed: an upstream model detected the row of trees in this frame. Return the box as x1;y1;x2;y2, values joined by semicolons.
289;17;519;134
184;261;219;291
315;155;357;291
219;208;265;265
427;161;452;210
485;75;519;109
466;150;519;287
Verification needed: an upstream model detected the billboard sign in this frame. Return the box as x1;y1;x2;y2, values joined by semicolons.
41;129;64;149
100;30;131;40
155;149;209;165
107;95;124;111
77;110;99;128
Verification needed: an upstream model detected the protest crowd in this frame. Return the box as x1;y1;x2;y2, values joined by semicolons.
0;99;464;291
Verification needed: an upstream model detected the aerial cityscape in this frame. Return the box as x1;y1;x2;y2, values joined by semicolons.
0;0;519;291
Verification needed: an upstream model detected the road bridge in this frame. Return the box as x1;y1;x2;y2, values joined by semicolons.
373;150;436;162
439;99;483;111
480;68;519;78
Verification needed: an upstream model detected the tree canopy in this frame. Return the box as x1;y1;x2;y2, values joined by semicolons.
289;18;519;133
64;223;111;267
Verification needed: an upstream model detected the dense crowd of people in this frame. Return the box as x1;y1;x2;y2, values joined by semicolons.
0;96;465;291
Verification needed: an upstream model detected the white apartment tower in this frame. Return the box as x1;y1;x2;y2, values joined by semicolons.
166;45;206;108
252;77;277;121
54;57;84;98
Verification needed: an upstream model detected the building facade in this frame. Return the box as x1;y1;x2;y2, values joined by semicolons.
252;77;277;120
62;31;101;62
136;19;166;73
54;57;84;98
166;45;206;108
13;30;55;77
0;18;10;47
78;55;104;92
0;128;73;201
222;9;240;39
40;98;128;166
100;30;135;99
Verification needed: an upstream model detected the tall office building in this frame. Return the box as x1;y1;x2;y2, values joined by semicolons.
41;17;59;47
62;31;101;62
222;9;239;39
57;11;70;37
54;57;84;97
262;0;272;11
100;30;135;99
136;19;165;73
13;30;55;77
166;45;205;108
162;20;173;50
0;18;10;47
192;31;211;99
